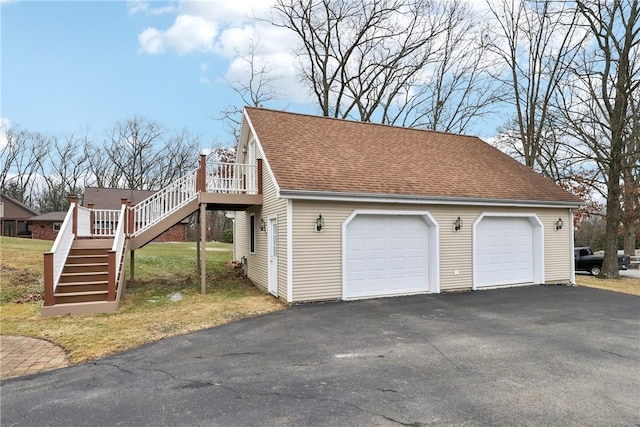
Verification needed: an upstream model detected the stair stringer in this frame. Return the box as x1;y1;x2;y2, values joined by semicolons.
129;198;200;250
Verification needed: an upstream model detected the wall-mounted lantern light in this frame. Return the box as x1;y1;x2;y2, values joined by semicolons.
242;145;248;155
315;214;325;232
454;216;463;232
260;218;266;231
555;217;563;231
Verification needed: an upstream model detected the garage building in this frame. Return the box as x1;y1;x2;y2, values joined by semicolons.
232;107;582;302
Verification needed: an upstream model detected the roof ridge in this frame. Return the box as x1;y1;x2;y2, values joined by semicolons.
244;106;480;140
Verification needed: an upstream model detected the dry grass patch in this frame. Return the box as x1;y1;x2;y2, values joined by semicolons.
575;273;640;296
0;237;286;363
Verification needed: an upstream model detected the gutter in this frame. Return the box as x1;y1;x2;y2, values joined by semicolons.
278;189;584;209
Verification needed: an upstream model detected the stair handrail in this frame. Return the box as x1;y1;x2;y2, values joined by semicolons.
44;202;76;305
132;168;199;236
108;203;128;301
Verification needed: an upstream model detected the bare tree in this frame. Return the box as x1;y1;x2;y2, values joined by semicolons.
386;0;501;132
486;0;585;176
621;84;639;255
103;116;165;190
271;0;501;132
271;0;442;120
557;0;639;277
0;127;48;206
148;129;200;188
220;40;284;142
35;133;89;212
492;116;581;182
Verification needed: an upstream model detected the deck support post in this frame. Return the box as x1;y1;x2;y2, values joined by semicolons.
129;250;135;282
200;202;207;294
43;252;54;306
196;208;201;274
107;251;116;301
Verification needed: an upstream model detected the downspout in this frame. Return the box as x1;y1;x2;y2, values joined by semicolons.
570;209;576;285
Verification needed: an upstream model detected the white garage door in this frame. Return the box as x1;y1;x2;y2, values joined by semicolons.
475;217;534;288
345;215;429;299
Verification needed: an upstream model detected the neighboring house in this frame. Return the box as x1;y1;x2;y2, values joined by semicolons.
232;107;583;303
83;187;188;242
0;193;39;237
30;212;67;240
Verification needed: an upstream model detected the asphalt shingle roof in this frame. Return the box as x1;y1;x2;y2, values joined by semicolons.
83;188;156;209
245;107;581;204
29;212;67;222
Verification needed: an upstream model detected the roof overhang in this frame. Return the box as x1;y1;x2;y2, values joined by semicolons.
278;189;584;209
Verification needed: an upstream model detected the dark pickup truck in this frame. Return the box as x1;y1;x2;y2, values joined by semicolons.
574;247;631;276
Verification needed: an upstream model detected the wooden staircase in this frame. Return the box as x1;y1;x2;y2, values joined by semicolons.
41;155;263;317
41;239;121;317
55;241;111;304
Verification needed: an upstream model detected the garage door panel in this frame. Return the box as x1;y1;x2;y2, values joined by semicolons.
345;215;430;299
475;217;534;288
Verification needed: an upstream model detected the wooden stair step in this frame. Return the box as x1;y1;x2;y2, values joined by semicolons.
67;255;109;261
54;290;108;297
57;280;109;286
68;254;108;257
69;249;110;256
65;263;109;267
57;280;109;287
62;271;108;277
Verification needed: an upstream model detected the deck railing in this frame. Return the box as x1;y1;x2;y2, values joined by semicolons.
94;209;121;236
77;206;121;237
43;203;75;305
206;161;258;194
132;168;199;236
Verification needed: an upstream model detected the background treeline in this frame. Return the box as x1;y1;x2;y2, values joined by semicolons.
1;116;201;212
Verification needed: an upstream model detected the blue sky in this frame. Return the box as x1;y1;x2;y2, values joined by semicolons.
1;0;301;148
2;0;497;150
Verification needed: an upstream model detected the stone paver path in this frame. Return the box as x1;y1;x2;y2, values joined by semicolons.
1;335;69;379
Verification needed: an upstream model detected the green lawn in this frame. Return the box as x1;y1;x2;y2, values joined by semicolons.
0;237;284;363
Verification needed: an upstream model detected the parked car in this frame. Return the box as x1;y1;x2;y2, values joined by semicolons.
574;247;631;276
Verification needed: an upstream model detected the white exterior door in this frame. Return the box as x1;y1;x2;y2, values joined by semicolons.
345;215;429;299
475;217;534;288
267;217;278;296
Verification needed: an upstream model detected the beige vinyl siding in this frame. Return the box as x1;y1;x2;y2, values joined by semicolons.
540;209;573;283
233;210;249;262
237;145;288;298
291;200;573;301
291;206;343;301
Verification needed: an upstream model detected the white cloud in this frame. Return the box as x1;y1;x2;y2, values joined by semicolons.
127;0;177;16
138;15;219;55
180;0;275;24
0;117;11;149
136;0;278;56
134;0;311;103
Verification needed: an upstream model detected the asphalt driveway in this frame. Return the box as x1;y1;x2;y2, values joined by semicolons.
2;286;639;426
